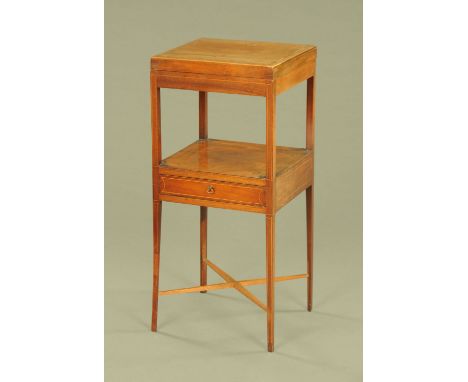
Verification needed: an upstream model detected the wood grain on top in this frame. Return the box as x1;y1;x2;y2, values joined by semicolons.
156;38;314;67
152;38;316;80
160;139;312;184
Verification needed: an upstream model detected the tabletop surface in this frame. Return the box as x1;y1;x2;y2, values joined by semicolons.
152;38;315;68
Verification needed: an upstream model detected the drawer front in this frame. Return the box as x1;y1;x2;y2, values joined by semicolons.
160;175;265;206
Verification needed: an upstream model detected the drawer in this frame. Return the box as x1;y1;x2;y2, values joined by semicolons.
159;175;265;206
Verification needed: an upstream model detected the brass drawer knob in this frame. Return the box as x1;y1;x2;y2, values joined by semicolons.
207;185;215;194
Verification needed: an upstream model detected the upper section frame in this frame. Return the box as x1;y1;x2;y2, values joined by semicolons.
151;38;317;96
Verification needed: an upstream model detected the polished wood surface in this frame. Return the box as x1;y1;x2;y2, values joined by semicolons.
151;201;162;332
266;214;275;352
152;38;316;95
153;38;314;77
199;92;208;294
160;175;265;206
159;273;308;296
207;260;267;312
275;51;316;94
265;84;276;352
276;153;313;211
306;77;315;149
199;205;207;292
160;139;312;213
150;38;317;352
150;72;162;169
156;72;267;96
150;70;162;333
160;139;311;185
306;77;315;311
159;194;266;213
306;187;313;312
156;38;312;65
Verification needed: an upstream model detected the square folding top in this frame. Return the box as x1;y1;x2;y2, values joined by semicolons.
151;38;317;94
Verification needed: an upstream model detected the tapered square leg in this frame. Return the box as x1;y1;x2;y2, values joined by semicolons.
265;82;276;352
306;186;313;311
200;206;208;292
266;214;275;352
306;76;315;312
151;201;162;331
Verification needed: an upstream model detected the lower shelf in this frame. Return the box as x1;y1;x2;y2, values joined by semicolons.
156;139;313;212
